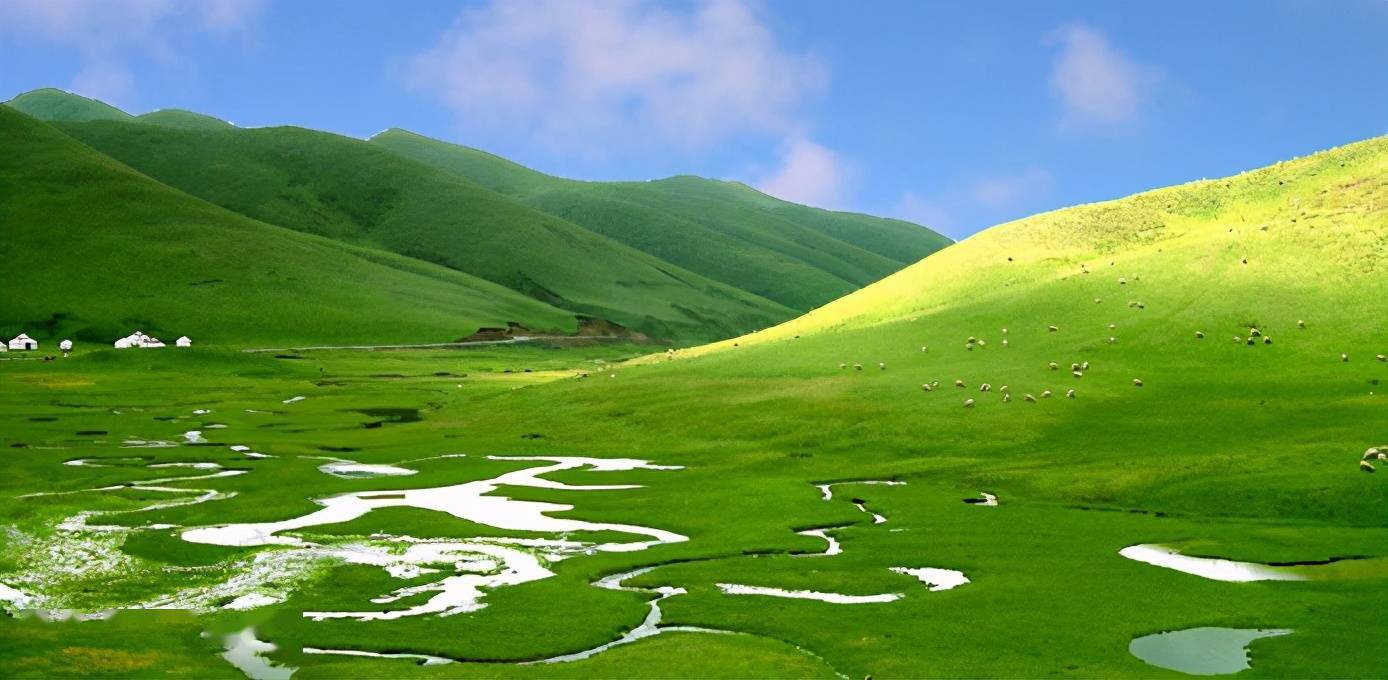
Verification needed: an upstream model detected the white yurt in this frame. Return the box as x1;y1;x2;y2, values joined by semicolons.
176;336;192;347
59;339;73;352
8;334;37;351
114;337;132;349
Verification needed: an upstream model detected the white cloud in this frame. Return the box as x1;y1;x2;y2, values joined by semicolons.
754;137;852;210
1048;23;1150;126
0;0;265;102
971;167;1053;207
893;192;956;236
68;61;135;107
405;0;824;150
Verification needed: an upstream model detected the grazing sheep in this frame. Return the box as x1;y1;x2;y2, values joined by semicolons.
967;336;978;344
1048;325;1059;332
1196;331;1205;339
1342;353;1349;362
1118;277;1127;285
1297;320;1305;328
1363;448;1382;461
1108;336;1117;344
1070;363;1080;371
932;380;940;387
1024;394;1037;402
1241;256;1248;264
854;364;863;371
840;363;847;369
978;339;987;347
980;383;992;392
1108;323;1117;329
964;398;975;408
1362;460;1376;473
1094;298;1102;304
1377;354;1386;362
922;383;933;392
1234;336;1242;343
955;379;966;387
966;343;974;351
879;362;887;370
1263;337;1273;345
1066;389;1076;398
1049;362;1059;370
1249;327;1261;337
1073;370;1084;378
1133;378;1144;387
1041;389;1053;398
1002;393;1012;403
1247;338;1256;346
1002;328;1008;334
999;385;1010;393
921;346;929;352
1002;339;1010;347
1081;361;1090;370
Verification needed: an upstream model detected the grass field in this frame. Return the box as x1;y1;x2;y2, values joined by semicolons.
0;134;1384;678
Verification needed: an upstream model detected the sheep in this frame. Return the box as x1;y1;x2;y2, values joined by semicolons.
1066;389;1076;398
1002;393;1012;403
967;336;978;344
964;399;975;408
921;346;929;352
1073;370;1084;378
955;379;966;387
1249;327;1261;337
1247;338;1257;346
980;383;992;392
1024;393;1037;402
1002;328;1008;334
839;363;847;369
1108;323;1117;329
1133;378;1144;387
1362;460;1376;473
879;362;887;370
932;380;940;387
1341;353;1349;362
966;343;974;351
1118;277;1127;285
1002;339;1010;347
1048;325;1059;332
1081;361;1090;370
1363;447;1382;461
999;385;1010;393
854;363;863;371
1297;320;1305;329
1377;354;1386;362
1234;336;1242;343
1196;331;1205;339
1049;362;1059;370
1094;298;1102;304
1040;389;1053;398
978;339;987;347
922;383;933;392
1108;336;1117;344
1263;337;1273;345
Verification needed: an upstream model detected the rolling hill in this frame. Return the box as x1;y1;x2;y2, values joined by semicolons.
0;105;580;346
372;129;953;311
6;88;950;344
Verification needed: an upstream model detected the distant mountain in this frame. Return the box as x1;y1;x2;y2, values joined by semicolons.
2;88;950;344
0;105;577;346
372;129;953;312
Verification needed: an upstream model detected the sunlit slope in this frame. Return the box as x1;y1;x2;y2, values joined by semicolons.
371;129;952;311
0;106;578;345
38;116;792;343
684;136;1388;357
5;87;132;123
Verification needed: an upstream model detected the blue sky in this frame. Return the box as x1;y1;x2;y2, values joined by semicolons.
2;0;1385;238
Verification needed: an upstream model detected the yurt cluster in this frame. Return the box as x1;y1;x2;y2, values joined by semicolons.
2;330;192;354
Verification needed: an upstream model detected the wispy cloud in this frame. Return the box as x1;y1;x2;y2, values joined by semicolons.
0;0;265;104
755;137;853;210
1047;23;1155;127
971;167;1053;207
404;0;824;153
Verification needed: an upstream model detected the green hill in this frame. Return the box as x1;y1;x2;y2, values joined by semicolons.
11;94;801;343
372;129;953;311
0;105;579;346
134;109;235;130
6;88;132;123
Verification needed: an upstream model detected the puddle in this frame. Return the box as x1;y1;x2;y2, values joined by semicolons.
716;583;900;604
281;397;305;405
963;492;998;506
350;408;422;424
221;628;296;680
532;566;692;664
815;480;904;501
176;457;685;620
1120;545;1306;582
851;500;887;524
317;462;418;479
795;529;842;557
303;647;452;666
1129;627;1291;675
890;567;970;591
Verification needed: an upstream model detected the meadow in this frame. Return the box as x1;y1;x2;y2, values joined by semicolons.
0;129;1385;677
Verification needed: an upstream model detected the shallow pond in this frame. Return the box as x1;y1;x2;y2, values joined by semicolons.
1129;627;1291;675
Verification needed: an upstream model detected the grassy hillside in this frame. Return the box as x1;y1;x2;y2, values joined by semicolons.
0;137;1383;678
6;88;132;123
0;105;580;346
33;116;793;343
372;129;952;311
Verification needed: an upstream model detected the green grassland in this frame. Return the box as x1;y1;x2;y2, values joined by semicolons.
5;88;949;344
1;129;1385;677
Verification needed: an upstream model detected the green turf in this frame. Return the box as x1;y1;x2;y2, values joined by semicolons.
0;131;1384;677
